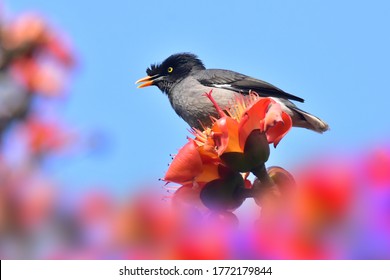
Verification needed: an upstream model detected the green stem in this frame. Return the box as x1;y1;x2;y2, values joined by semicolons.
235;188;255;200
251;163;274;189
234;164;275;200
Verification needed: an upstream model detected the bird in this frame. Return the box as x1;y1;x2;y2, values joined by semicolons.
136;52;329;133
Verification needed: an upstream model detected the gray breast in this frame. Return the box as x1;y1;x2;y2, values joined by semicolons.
168;76;240;129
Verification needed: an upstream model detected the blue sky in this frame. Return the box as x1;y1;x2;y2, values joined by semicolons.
5;0;390;195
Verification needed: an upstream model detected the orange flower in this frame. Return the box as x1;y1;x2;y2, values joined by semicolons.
164;90;293;211
205;90;292;172
164;138;246;211
163;138;221;186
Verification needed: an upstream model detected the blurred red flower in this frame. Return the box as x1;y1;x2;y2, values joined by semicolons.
19;116;75;155
1;12;74;96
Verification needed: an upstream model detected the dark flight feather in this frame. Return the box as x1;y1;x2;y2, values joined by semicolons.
195;69;304;103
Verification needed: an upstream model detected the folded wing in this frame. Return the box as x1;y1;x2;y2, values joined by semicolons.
196;69;304;103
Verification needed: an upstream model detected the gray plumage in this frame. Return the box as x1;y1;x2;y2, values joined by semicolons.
137;53;329;133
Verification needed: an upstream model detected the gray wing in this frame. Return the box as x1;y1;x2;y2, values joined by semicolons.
195;69;304;103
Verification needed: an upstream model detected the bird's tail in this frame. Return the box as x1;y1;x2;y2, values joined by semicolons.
290;107;329;133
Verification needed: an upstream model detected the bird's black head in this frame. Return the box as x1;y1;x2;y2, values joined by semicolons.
136;53;205;94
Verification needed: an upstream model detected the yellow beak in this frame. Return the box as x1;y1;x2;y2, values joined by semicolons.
135;75;158;88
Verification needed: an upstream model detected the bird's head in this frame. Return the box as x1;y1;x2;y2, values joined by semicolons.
135;53;205;94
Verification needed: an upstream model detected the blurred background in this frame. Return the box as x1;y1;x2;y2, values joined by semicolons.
0;0;389;259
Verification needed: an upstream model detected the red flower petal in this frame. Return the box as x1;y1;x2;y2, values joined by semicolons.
260;101;283;131
266;111;292;147
238;98;271;149
212;117;241;155
172;183;206;212
164;139;203;184
195;163;221;183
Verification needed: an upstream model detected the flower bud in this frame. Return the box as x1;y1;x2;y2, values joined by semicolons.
220;129;270;172
200;166;245;211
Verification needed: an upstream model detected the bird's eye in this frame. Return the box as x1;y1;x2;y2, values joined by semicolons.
167;67;173;73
